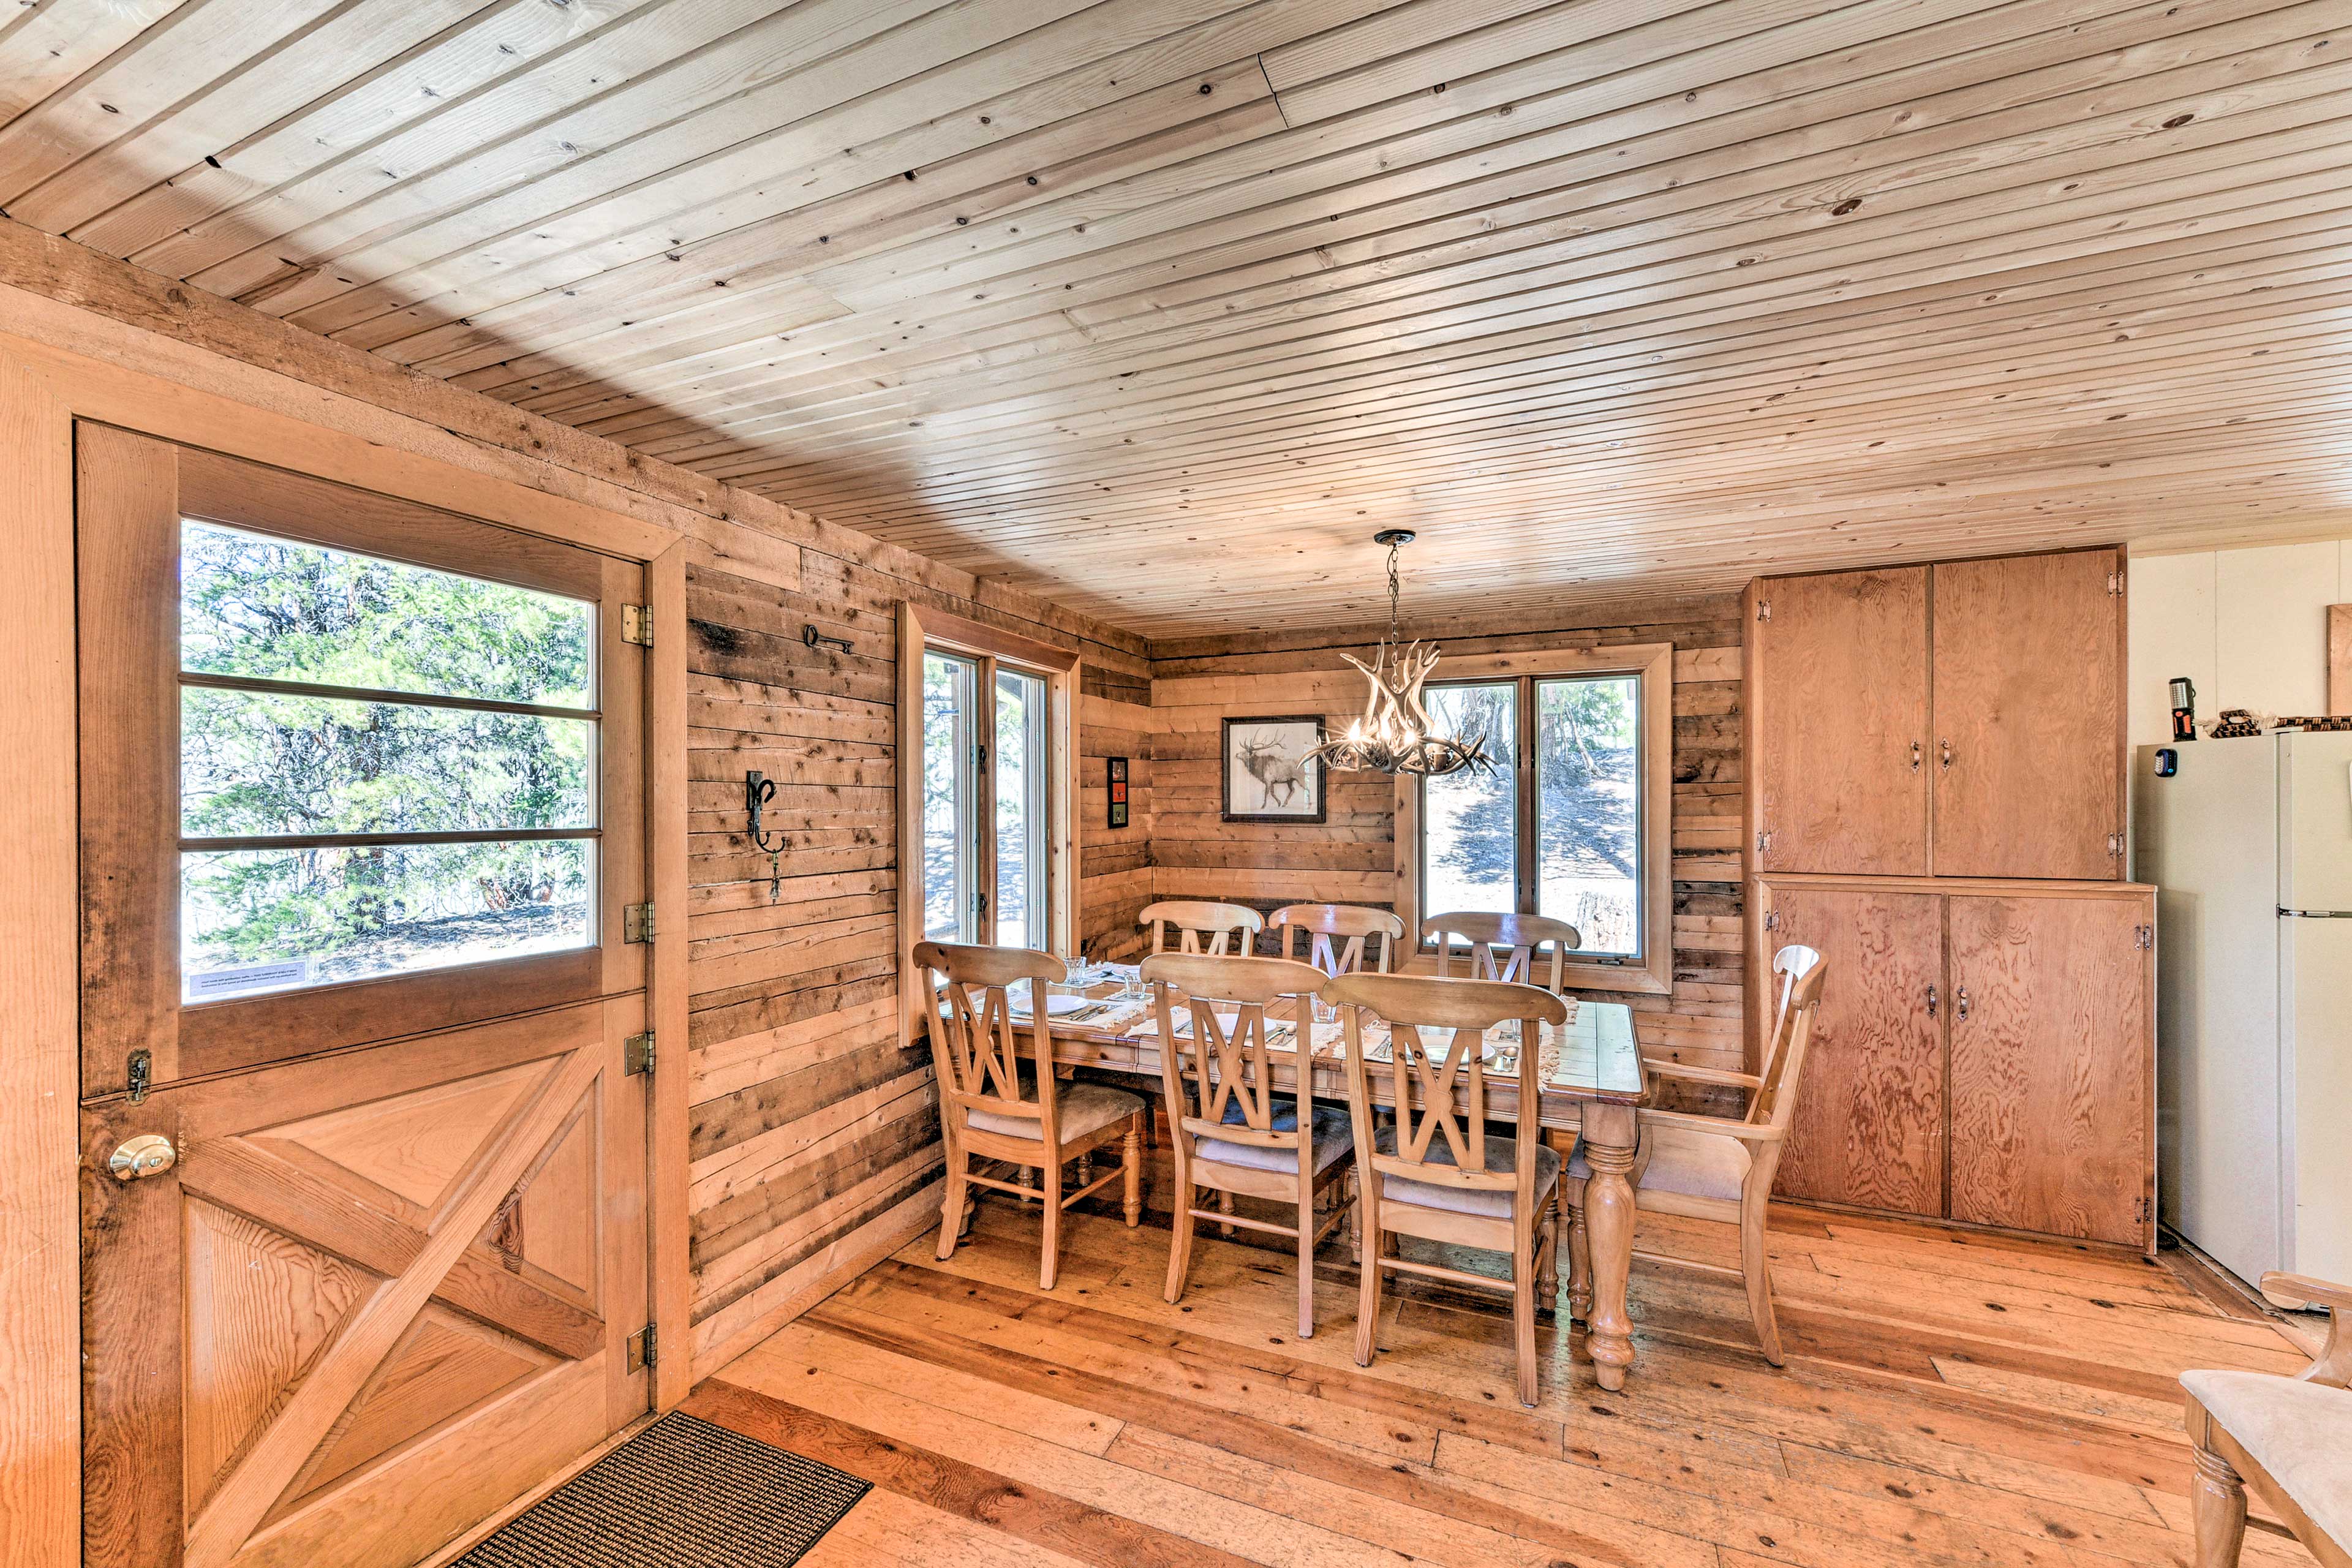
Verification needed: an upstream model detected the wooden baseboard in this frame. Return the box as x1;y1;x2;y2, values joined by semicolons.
693;1180;944;1381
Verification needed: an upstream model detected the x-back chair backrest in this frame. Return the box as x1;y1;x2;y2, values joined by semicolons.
1751;944;1827;1132
1322;973;1570;1206
1420;910;1581;993
914;940;1066;1144
1139;899;1265;957
1270;903;1408;978
1144;953;1328;1163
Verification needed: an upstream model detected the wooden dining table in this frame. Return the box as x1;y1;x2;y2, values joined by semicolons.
1006;976;1654;1392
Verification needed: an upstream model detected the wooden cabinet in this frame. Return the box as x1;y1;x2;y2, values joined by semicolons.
1756;876;2154;1250
1746;547;2124;881
1931;552;2124;879
1751;569;1930;876
1765;885;1945;1218
1947;894;2152;1246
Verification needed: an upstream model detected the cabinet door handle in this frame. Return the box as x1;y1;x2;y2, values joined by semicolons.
1910;741;1923;773
1925;983;1939;1018
1939;739;1954;771
1954;986;1970;1021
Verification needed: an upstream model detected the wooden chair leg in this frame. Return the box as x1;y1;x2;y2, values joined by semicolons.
1566;1200;1593;1322
1039;1156;1065;1292
1165;1179;1197;1305
1297;1178;1317;1340
1348;1169;1363;1264
935;1145;967;1261
2190;1446;2247;1567
1511;1240;1540;1408
1355;1205;1384;1369
1740;1191;1783;1366
1218;1187;1235;1238
1122;1116;1144;1227
1537;1189;1562;1317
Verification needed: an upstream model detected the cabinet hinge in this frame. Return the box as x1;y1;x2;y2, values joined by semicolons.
2107;571;2125;597
620;604;653;646
623;902;655;943
2107;831;2125;858
624;1031;655;1076
627;1322;657;1373
1763;910;1780;932
2134;924;2154;951
1755;598;1771;622
1755;829;1773;854
2135;1197;2153;1224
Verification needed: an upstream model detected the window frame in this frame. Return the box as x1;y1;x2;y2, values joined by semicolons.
1394;643;1675;996
80;439;647;1084
897;603;1078;1038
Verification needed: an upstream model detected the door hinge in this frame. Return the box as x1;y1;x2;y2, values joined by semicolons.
627;1322;657;1374
974;742;988;767
624;1031;655;1076
1755;598;1771;622
624;902;655;943
621;604;653;646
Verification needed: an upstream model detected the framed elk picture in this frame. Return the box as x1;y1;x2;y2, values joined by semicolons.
1222;715;1326;823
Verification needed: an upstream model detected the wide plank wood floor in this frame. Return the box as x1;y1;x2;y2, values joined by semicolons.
688;1152;2318;1568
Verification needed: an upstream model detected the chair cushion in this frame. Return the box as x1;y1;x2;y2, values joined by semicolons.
2184;1370;2352;1548
1374;1124;1559;1218
1194;1101;1354;1175
966;1081;1142;1144
1569;1121;1750;1203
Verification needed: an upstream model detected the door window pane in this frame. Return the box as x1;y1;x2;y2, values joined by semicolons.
922;652;979;942
178;521;599;1003
182;522;591;707
1420;682;1518;918
1536;675;1642;956
183;840;593;999
995;669;1049;949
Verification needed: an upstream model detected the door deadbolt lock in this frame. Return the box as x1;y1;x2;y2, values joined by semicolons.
108;1134;176;1182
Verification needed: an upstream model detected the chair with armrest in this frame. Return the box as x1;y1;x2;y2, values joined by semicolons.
1562;944;1826;1366
1270;903;1407;977
1420;910;1581;993
1325;971;1571;1407
1147;952;1356;1337
916;941;1147;1291
2184;1272;2352;1567
1139;899;1265;957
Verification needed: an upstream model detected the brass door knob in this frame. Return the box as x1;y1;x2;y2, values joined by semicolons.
108;1134;176;1182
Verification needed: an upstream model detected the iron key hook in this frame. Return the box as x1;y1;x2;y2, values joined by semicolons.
745;770;786;902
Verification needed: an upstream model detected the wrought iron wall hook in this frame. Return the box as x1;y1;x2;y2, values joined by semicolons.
801;624;853;655
745;770;787;902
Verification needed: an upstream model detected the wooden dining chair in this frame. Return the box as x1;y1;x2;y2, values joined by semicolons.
1139;899;1264;956
1562;944;1826;1366
915;940;1147;1291
1146;952;1355;1336
2183;1271;2352;1567
1325;971;1572;1408
1270;903;1407;977
1420;910;1582;993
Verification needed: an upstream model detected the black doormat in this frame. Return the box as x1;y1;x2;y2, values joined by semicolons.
452;1411;870;1567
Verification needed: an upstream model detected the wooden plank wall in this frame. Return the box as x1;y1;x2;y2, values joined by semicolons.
1146;596;1748;1098
680;557;1150;1367
1079;667;1155;963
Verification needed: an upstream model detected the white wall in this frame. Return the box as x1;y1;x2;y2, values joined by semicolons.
2127;539;2352;749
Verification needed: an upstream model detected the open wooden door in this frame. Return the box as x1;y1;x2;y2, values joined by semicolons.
77;426;653;1568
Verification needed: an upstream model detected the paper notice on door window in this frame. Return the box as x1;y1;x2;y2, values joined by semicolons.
186;959;309;1000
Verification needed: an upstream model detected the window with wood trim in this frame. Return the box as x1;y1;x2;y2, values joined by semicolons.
901;605;1076;961
1400;645;1675;995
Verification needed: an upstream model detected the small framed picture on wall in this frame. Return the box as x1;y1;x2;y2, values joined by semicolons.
1105;756;1129;829
1221;716;1325;823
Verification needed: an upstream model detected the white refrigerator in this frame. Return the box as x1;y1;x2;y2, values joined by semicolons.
2136;729;2352;1289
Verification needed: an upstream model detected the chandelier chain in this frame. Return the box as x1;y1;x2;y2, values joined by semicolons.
1386;539;1401;638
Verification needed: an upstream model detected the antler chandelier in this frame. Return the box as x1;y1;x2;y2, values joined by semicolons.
1305;529;1494;778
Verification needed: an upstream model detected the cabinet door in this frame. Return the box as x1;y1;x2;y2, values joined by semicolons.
1948;895;2150;1245
1931;551;2122;879
1753;570;1931;875
1763;884;1946;1217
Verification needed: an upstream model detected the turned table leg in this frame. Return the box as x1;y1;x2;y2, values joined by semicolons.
1579;1102;1639;1392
